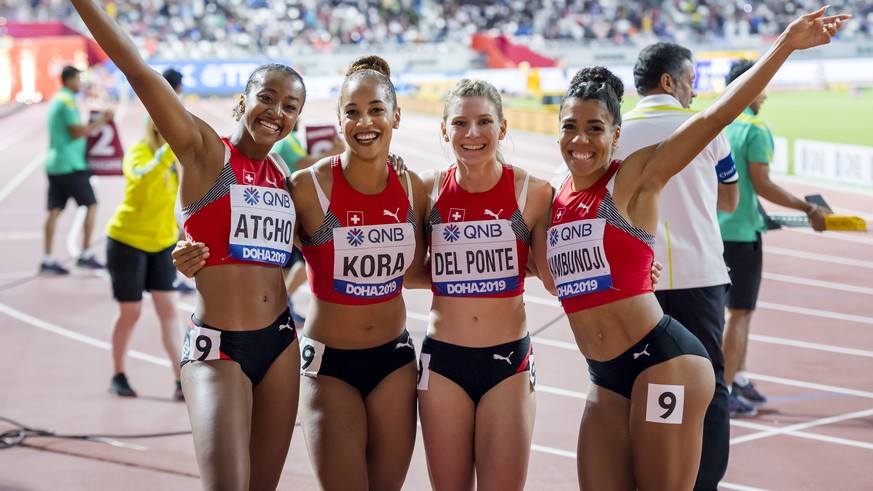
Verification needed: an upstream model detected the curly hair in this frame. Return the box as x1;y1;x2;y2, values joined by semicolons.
561;66;624;126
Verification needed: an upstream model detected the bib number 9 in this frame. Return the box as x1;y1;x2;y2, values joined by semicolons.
645;383;684;424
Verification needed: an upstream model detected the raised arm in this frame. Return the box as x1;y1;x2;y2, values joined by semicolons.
636;7;851;190
71;0;223;175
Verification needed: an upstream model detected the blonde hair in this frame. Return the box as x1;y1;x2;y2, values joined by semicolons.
143;117;164;152
442;79;507;164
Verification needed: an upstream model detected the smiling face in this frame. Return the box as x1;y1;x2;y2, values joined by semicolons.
338;76;399;161
441;95;506;168
558;97;620;187
238;69;305;147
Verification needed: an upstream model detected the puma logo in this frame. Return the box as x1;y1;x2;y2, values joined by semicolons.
493;351;513;364
578;202;591;212
633;344;650;359
278;321;293;331
395;338;414;350
484;208;503;220
383;208;400;222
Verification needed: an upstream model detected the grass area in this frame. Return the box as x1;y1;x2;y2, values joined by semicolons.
508;89;873;148
687;88;873;148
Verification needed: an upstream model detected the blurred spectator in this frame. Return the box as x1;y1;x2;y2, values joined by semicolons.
2;0;868;58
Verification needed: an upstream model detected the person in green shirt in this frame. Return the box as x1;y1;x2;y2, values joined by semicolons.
40;65;114;275
271;122;344;324
718;59;829;418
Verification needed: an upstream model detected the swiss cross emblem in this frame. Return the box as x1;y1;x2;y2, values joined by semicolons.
243;170;255;184
347;211;364;226
449;208;465;222
555;207;566;222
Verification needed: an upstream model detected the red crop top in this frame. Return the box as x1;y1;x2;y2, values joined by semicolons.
180;138;295;268
426;164;531;298
300;156;416;305
547;160;654;314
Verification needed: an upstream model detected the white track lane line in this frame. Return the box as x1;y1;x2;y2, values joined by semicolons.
0;152;44;204
762;272;873;295
3;298;868;475
749;334;873;358
764;246;873;269
730;408;873;447
0;301;171;367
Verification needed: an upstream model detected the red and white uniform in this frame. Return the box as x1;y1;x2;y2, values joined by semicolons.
300;156;416;305
427;164;531;298
180;138;295;268
547;160;654;313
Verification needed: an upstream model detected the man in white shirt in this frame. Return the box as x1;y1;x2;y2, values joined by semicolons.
616;43;739;490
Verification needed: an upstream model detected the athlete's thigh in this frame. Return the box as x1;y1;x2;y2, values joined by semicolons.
181;360;253;491
249;342;300;491
417;370;477;491
629;355;715;491
300;374;369;491
474;372;536;491
578;384;635;491
364;361;417;491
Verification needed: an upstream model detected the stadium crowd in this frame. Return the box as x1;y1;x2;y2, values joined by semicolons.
2;1;870;59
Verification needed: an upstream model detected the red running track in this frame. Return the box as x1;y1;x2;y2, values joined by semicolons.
0;97;871;490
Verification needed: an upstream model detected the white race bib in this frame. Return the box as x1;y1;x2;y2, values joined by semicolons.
431;220;519;296
299;335;326;377
332;222;415;298
228;184;296;266
182;325;223;362
546;218;613;300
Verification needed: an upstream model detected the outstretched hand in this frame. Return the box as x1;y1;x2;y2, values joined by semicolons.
784;7;852;51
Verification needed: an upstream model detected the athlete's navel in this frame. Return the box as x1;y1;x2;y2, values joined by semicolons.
472;315;479;322
597;330;604;340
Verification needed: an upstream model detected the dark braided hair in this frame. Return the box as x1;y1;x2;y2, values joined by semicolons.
232;63;306;120
561;66;624;127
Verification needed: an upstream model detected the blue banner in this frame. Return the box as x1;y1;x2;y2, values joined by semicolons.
103;59;291;96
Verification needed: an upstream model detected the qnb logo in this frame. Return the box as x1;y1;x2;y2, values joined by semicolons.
244;187;260;206
443;224;460;243
347;228;365;247
548;229;559;247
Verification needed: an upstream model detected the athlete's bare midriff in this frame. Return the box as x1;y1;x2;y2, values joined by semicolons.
566;293;664;362
304;294;408;349
193;263;287;330
428;295;527;347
